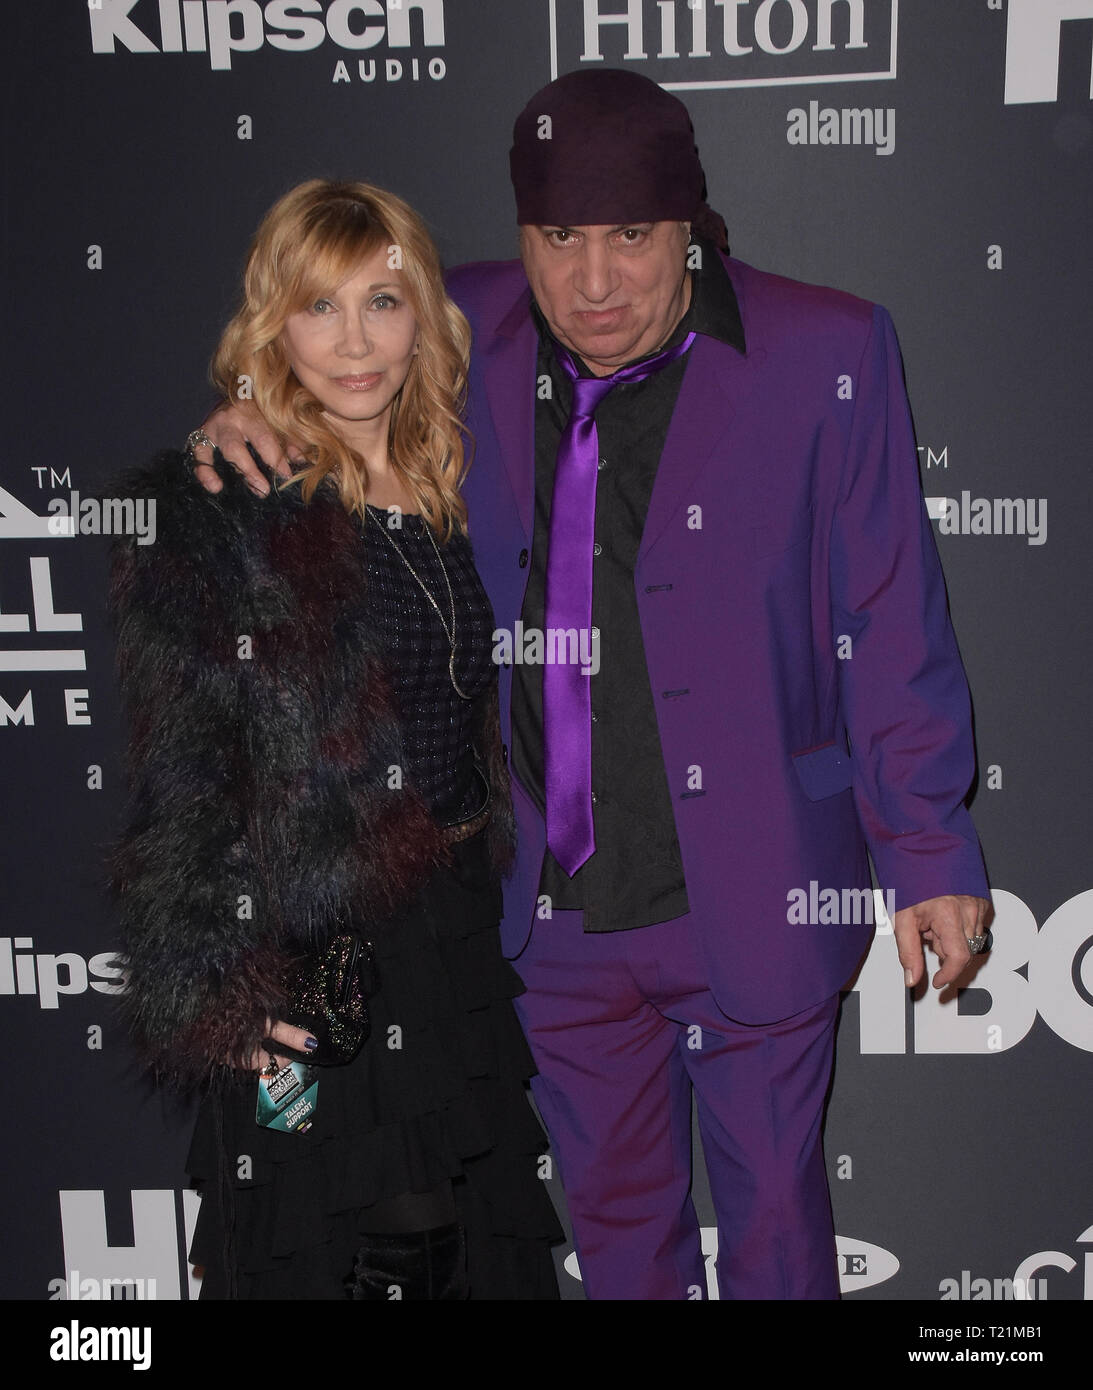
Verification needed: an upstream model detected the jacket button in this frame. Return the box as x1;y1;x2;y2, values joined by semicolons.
518;549;529;568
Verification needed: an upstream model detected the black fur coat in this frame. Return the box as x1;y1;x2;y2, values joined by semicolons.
109;450;514;1088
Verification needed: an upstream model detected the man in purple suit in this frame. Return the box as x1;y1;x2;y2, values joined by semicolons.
195;70;991;1299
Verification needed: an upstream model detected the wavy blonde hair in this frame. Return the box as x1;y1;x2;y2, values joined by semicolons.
211;179;471;536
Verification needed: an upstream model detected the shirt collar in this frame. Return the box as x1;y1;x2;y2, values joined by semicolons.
681;234;746;354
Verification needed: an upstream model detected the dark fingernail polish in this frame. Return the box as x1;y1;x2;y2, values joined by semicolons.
304;1036;318;1050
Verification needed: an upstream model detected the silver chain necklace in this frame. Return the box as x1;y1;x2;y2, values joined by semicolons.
367;506;472;702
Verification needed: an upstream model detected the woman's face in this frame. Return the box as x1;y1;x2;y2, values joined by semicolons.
280;243;419;451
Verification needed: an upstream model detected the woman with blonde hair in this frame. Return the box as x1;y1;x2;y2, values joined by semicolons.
110;180;561;1299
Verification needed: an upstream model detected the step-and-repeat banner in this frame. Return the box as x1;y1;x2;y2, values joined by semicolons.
2;1;1090;1303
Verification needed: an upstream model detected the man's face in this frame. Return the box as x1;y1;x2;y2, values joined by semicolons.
519;221;691;376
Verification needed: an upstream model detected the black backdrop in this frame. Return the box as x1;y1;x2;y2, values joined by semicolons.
2;0;1091;1311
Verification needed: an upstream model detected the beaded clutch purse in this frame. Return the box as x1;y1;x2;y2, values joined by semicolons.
277;933;380;1067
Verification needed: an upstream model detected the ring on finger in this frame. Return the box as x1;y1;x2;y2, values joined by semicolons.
185;429;214;463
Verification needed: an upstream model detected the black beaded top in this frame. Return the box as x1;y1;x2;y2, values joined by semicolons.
359;504;496;824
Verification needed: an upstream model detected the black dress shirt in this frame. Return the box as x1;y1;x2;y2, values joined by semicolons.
509;237;746;930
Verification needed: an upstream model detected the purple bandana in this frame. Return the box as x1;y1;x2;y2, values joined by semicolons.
510;68;728;251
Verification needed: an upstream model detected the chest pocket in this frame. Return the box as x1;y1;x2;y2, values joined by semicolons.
791;739;853;800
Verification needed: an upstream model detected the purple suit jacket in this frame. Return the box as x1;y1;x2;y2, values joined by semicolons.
448;253;990;1024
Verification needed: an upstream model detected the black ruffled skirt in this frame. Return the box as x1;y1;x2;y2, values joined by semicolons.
186;828;562;1299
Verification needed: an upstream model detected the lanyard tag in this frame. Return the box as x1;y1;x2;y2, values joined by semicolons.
256;1061;319;1133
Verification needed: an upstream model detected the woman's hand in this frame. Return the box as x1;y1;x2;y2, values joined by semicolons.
190;401;304;497
231;1018;319;1072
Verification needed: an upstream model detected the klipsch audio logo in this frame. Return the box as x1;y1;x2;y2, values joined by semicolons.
88;0;448;76
1005;0;1093;105
548;0;898;89
1;938;123;1009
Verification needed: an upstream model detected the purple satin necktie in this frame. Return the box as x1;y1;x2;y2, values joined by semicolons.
543;331;696;876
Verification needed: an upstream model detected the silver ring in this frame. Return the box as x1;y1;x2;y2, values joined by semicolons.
185;428;213;462
966;931;992;955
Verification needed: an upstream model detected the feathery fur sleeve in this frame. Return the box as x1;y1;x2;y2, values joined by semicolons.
108;451;293;1085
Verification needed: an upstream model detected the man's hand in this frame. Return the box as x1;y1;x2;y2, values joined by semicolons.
190;400;304;497
893;894;992;990
232;1017;318;1072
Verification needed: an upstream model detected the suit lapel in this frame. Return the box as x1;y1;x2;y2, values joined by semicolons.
639;335;750;561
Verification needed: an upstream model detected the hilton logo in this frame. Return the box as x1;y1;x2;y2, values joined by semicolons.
548;0;897;89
